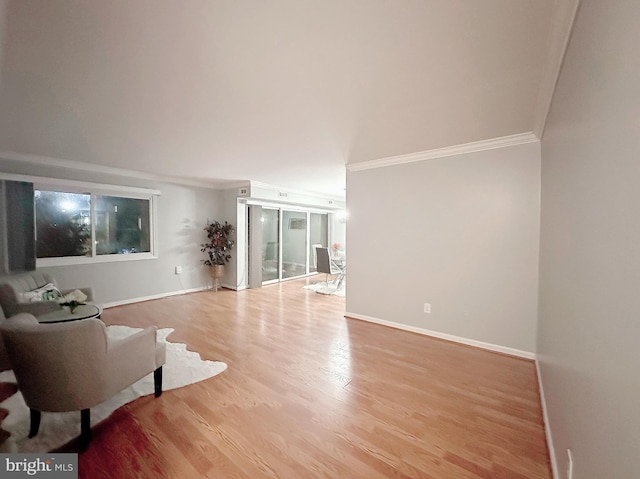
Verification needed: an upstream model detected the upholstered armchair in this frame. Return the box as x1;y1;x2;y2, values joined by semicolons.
0;313;166;446
0;273;95;319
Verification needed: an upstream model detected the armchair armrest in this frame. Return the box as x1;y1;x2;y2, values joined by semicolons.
106;326;165;394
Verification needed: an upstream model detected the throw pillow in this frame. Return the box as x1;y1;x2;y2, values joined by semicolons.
18;283;63;303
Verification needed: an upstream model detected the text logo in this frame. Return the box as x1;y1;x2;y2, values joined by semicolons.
1;454;77;478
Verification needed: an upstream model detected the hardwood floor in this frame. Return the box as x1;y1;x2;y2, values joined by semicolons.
62;277;549;478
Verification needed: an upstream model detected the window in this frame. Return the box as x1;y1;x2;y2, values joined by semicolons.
95;196;151;255
35;184;157;266
35;191;91;258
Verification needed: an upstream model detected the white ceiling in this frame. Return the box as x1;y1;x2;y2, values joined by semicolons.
0;0;555;197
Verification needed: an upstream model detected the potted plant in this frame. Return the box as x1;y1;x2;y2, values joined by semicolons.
201;220;234;290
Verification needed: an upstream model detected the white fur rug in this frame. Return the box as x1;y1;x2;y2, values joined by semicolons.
303;282;346;297
0;326;227;453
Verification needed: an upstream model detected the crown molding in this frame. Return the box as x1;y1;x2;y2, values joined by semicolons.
0;151;345;198
346;132;539;172
0;150;230;189
533;0;582;138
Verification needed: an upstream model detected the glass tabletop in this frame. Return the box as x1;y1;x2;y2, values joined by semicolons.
37;303;102;324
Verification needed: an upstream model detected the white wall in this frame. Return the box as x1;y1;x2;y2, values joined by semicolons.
220;188;245;290
0;158;223;304
537;1;640;477
346;142;541;354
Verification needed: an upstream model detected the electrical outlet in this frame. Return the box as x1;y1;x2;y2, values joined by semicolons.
175;266;182;275
424;303;431;314
566;449;573;479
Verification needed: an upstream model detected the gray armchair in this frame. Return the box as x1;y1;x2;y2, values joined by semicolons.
0;313;166;446
0;273;94;319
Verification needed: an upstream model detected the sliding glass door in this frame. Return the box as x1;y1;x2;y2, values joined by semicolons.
256;207;329;285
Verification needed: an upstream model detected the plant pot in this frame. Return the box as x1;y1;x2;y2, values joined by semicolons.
209;265;225;291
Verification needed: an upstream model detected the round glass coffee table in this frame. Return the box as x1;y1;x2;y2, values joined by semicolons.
37;304;102;324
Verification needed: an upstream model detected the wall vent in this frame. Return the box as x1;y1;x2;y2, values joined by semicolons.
278;191;288;198
238;187;248;196
328;200;334;205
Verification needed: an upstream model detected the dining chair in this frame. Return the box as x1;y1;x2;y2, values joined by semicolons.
315;246;345;287
311;243;323;270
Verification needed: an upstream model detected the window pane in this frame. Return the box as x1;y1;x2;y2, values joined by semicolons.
309;213;328;273
35;191;91;258
282;210;307;279
95;196;150;255
261;208;279;282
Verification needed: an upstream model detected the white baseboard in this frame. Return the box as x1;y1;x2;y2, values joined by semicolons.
344;312;536;360
103;286;209;309
221;282;245;291
102;283;248;309
536;359;559;479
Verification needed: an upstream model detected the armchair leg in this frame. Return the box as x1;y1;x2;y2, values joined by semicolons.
80;409;91;448
28;409;41;438
154;366;163;397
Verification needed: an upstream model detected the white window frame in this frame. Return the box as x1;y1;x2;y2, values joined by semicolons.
32;177;160;267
